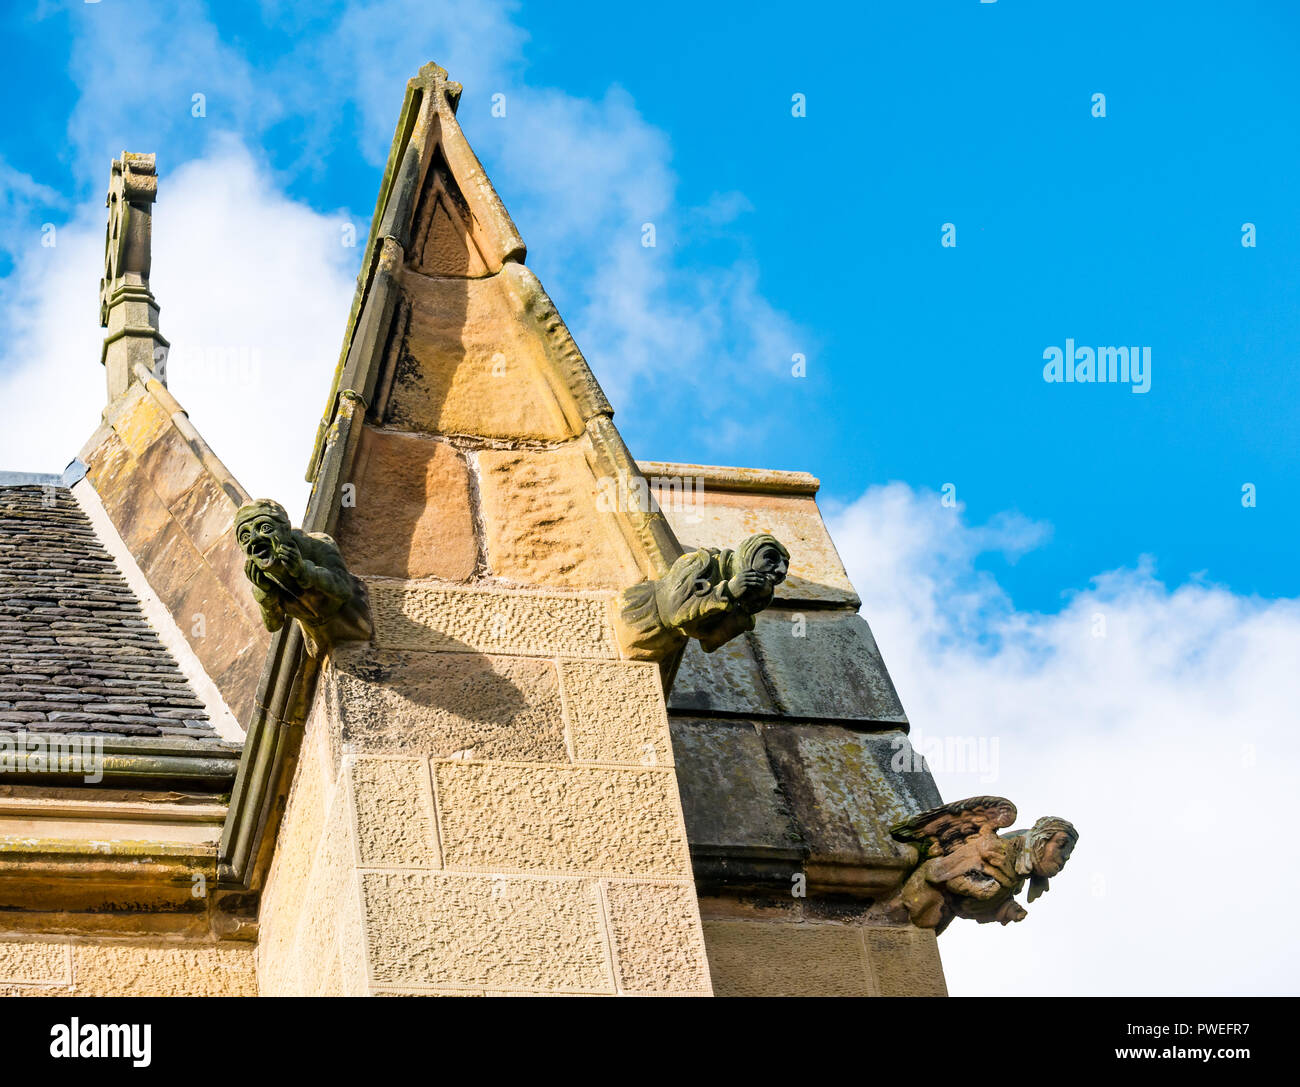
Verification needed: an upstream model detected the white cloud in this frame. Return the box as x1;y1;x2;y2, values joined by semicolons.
829;483;1300;995
0;136;356;519
0;160;63;262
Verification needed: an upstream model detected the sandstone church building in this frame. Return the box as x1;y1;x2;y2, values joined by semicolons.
0;63;1073;996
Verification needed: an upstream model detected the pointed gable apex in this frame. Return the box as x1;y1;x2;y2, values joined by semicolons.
306;62;525;481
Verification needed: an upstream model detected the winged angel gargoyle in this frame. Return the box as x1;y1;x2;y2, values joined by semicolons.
235;499;372;657
889;796;1078;933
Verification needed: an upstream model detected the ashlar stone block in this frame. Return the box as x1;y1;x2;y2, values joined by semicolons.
329;648;568;762
750;609;907;723
335;427;477;581
603;881;710;994
348;756;440;868
432;762;691;878
0;939;71;985
70;941;256;997
477;442;642;591
368;581;617;659
668;635;775;715
863;926;947;996
559;659;670;766
700;920;874;997
360;870;613;993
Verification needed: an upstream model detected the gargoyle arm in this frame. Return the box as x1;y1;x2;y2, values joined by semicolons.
922;851;978;883
298;555;354;603
251;584;285;632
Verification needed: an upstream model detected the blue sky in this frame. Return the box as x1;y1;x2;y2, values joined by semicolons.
4;1;1296;613
1;1;1297;995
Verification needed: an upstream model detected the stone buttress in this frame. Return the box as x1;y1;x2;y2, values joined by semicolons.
253;63;709;995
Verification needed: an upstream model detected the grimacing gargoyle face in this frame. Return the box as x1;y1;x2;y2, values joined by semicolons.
238;514;291;568
1034;831;1075;877
750;544;789;585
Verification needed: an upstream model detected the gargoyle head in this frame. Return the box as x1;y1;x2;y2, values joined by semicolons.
1027;816;1078;878
737;533;790;588
235;499;294;571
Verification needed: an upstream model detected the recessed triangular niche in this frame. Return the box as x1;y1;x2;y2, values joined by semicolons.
408;144;491;277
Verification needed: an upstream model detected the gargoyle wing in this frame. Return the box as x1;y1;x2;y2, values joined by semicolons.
890;795;1018;858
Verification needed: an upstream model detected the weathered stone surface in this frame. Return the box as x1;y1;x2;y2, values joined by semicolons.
761;725;939;870
170;471;235;556
173;562;259;678
330;647;567;762
103;464;172;563
213;640;267;729
203;532;265;630
700;921;874;997
863;926;947;996
669;717;803;860
657;487;859;606
348;756;440;868
361;870;613;992
410;188;490;277
69;940;256;996
109;384;171;459
386;271;577;440
289;789;362;996
750;609;907;723
477;443;642;590
335;426;477;581
432;762;691;877
368;581;617;658
559;660;669;765
256;699;332;996
139;517;209;602
0;938;70;985
603;881;710;994
135;426;204;510
668;635;776;715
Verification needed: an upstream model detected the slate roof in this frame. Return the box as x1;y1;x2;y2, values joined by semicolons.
0;483;228;744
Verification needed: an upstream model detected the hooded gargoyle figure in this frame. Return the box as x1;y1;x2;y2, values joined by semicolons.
234;499;372;655
615;532;790;659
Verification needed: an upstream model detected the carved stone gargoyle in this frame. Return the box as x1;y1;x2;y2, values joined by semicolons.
235;499;372;657
614;533;790;660
888;796;1078;933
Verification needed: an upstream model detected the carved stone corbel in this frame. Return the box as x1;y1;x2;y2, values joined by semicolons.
888;796;1078;932
235;499;372;657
